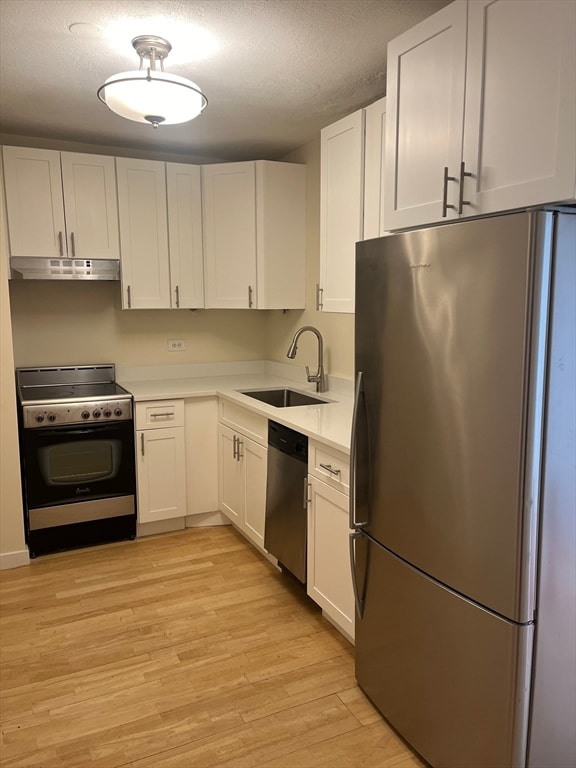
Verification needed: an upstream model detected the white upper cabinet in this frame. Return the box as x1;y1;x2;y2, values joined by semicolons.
319;98;388;313
384;0;576;231
166;162;204;309
384;1;467;230
60;153;120;260
363;97;388;241
116;158;171;309
116;158;205;310
202;160;305;309
461;0;576;216
319;109;365;314
2;146;119;259
202;162;257;309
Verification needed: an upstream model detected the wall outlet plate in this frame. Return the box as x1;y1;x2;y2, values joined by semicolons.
168;339;186;351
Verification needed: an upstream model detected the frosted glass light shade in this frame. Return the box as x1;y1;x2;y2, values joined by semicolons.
98;70;207;126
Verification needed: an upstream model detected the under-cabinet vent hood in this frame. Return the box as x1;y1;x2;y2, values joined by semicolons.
10;258;120;281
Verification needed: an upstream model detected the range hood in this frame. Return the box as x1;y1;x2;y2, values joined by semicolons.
10;257;120;281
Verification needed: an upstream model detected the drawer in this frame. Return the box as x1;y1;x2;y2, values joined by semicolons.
218;399;267;446
308;441;350;492
136;400;185;430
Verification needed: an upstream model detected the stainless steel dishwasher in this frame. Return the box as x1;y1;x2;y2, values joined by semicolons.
265;420;308;583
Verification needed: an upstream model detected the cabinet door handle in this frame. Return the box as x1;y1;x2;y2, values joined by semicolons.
58;231;65;257
236;438;243;460
303;478;311;509
70;231;76;258
458;161;473;214
232;434;237;460
319;462;341;477
441;167;457;218
316;283;324;311
175;285;180;308
248;285;254;308
127;285;132;308
141;433;145;456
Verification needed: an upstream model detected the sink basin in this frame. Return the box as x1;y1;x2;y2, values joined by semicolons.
239;388;330;408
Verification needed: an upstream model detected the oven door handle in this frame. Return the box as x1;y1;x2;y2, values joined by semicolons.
27;425;127;437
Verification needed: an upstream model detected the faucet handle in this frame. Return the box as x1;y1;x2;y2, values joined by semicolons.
306;365;319;383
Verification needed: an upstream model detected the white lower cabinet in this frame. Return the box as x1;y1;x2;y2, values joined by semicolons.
218;422;267;550
135;401;186;524
307;439;354;642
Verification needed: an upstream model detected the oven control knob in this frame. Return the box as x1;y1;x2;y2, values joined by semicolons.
92;410;101;419
103;408;112;418
35;414;45;424
81;410;91;420
47;413;57;423
114;407;123;417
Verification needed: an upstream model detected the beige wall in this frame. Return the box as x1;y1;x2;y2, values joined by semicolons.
10;281;268;368
0;159;27;565
266;139;354;379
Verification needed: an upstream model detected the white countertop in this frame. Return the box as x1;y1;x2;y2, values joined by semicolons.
118;361;353;453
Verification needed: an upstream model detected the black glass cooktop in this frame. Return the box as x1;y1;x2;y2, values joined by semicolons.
18;382;130;404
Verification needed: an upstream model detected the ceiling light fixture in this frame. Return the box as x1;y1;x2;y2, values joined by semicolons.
97;35;207;128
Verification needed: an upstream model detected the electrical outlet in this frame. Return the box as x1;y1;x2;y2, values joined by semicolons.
167;339;186;352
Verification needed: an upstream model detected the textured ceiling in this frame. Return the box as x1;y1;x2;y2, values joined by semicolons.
0;0;449;161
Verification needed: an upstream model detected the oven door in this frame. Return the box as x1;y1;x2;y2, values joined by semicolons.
20;419;135;511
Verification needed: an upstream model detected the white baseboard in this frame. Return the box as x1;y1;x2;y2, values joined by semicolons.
185;511;229;528
0;549;30;570
137;518;185;537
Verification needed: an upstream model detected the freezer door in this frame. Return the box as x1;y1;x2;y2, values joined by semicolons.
355;535;533;768
355;211;549;621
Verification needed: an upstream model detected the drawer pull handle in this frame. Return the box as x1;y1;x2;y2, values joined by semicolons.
319;462;341;477
150;412;174;418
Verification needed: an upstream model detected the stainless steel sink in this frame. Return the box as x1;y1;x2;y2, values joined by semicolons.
239;388;330;407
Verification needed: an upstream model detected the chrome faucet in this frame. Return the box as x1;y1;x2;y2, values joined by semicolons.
286;326;327;393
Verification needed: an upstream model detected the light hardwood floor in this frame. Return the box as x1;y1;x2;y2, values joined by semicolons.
0;526;425;767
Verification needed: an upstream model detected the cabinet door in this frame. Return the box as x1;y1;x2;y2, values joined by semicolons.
202;162;257;308
242;436;267;549
2;146;66;258
255;161;306;310
363;97;387;240
218;424;243;525
462;0;576;215
307;476;354;640
116;158;170;309
319;110;364;314
166;163;204;308
60;152;119;260
383;1;467;230
137;427;186;523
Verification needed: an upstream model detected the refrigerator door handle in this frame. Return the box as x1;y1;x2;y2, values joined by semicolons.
349;370;362;528
349;370;365;529
349;531;365;619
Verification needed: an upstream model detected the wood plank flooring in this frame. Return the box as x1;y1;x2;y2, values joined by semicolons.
0;526;425;768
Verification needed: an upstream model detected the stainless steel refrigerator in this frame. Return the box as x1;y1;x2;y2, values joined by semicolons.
350;210;575;768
